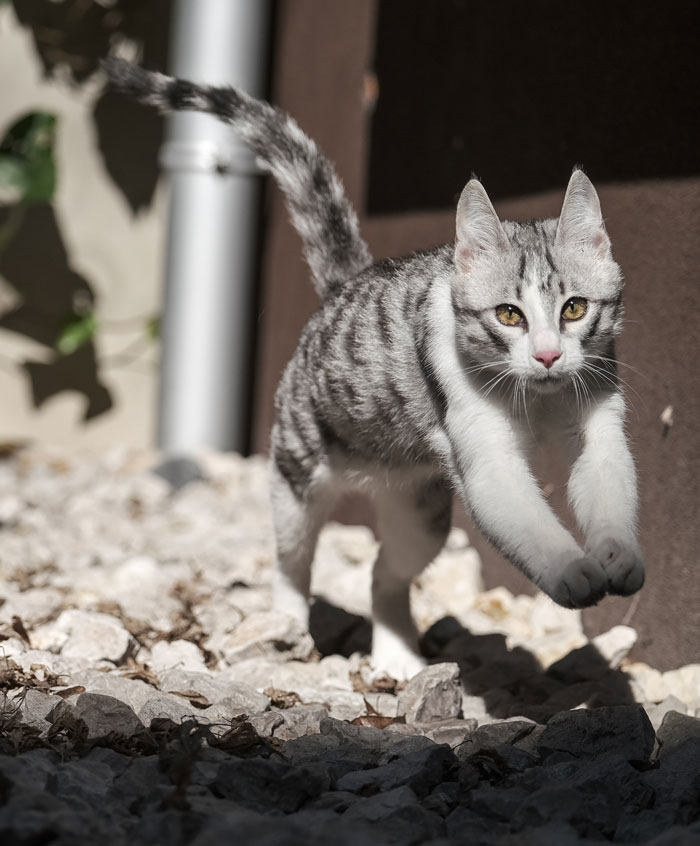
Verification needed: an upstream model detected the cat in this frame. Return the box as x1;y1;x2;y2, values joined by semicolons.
106;59;644;680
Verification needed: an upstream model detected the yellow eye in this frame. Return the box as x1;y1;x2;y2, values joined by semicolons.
495;304;525;326
561;297;587;321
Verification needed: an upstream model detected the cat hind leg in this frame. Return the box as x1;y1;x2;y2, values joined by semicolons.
270;455;335;629
371;474;452;681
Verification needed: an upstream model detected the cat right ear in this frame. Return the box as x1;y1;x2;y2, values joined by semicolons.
454;179;508;275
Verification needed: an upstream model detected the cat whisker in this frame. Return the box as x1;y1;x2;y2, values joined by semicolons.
584;354;647;381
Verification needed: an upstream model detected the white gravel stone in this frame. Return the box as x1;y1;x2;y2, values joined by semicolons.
591;625;638;669
218;610;314;663
150;639;209;673
137;693;198;726
662;664;700;703
48;610;133;664
625;662;669;704
398;662;462;723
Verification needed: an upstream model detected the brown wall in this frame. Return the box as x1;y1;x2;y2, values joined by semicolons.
253;1;700;670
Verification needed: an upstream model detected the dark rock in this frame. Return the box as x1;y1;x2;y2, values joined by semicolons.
341;785;445;844
213;759;331;813
454;719;536;762
657;711;700;757
615;807;680;843
538;705;655;765
445;805;510;843
469;783;530;821
422;780;460;816
644;738;700;806
336;744;455;798
73;692;145;741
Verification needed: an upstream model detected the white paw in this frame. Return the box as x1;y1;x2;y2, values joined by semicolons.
370;621;426;682
589;537;645;597
540;555;609;609
272;574;310;629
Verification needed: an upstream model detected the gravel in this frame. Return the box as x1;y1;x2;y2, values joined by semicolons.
1;444;699;844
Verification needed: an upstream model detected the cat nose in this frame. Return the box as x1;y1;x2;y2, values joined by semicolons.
533;349;561;369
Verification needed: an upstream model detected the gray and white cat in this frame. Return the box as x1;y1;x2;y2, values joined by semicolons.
107;60;644;680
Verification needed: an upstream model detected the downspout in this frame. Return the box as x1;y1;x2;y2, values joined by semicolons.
157;0;270;454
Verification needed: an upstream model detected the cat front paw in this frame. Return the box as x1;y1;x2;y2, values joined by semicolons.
589;537;645;597
540;556;609;609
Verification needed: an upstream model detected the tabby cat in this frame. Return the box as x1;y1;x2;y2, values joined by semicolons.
107;59;644;679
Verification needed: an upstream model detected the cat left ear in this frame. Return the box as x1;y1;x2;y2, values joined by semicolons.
555;169;611;256
454;179;508;275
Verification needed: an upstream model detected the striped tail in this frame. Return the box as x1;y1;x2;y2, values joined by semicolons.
104;58;372;296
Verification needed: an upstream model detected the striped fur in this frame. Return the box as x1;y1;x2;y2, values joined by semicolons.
108;62;643;680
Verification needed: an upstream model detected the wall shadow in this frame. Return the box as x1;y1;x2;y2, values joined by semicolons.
0;203;112;419
369;0;700;211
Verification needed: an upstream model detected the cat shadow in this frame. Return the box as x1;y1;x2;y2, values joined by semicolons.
421;616;636;722
309;601;635;722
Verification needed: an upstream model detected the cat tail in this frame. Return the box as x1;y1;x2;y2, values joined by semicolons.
104;59;372;297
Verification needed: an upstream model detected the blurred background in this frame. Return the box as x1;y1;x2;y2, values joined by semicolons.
0;0;698;668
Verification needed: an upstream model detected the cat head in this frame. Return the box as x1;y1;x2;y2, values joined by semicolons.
451;169;623;395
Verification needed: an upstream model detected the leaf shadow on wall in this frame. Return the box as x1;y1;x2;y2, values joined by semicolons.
0;203;112;420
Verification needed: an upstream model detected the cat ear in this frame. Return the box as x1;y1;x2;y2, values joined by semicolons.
454;179;508;274
555;169;611;256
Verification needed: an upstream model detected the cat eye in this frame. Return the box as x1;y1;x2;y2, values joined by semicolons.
495;304;525;326
561;297;588;321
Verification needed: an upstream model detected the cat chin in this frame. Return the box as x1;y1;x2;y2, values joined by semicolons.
528;374;569;394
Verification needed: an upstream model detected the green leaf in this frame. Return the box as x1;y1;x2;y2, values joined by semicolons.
0;111;58;204
56;312;97;356
146;315;160;340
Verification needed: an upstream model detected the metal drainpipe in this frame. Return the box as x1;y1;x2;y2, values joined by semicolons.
156;0;270;454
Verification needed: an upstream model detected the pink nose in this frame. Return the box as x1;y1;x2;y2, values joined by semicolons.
533;349;561;369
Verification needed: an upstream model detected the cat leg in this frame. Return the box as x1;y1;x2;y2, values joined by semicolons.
269;457;335;629
567;392;644;597
445;400;608;609
371;474;452;681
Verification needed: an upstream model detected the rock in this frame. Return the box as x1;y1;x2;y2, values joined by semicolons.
591;625;637;669
13;688;67;734
460;693;492;724
644;738;700;805
44;609;132;664
538;705;655;765
445;805;510;841
137;693;198;726
340;785;445;842
656;710;700;756
625;661;669;704
213;758;331;813
201;688;271;723
397;662;461;723
454;719;536;762
223;655;352;693
336;745;455;798
219;610;314;663
68;669;156;712
150;640;209;673
419;717;478;747
662;664;700;703
73;692;144;740
645;695;689;731
270;706;330;741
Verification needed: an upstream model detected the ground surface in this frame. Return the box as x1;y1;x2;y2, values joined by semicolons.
0;445;699;844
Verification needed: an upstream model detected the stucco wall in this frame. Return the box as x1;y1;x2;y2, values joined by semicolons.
0;6;165;448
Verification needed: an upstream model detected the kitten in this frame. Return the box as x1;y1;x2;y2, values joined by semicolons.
106;60;644;680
